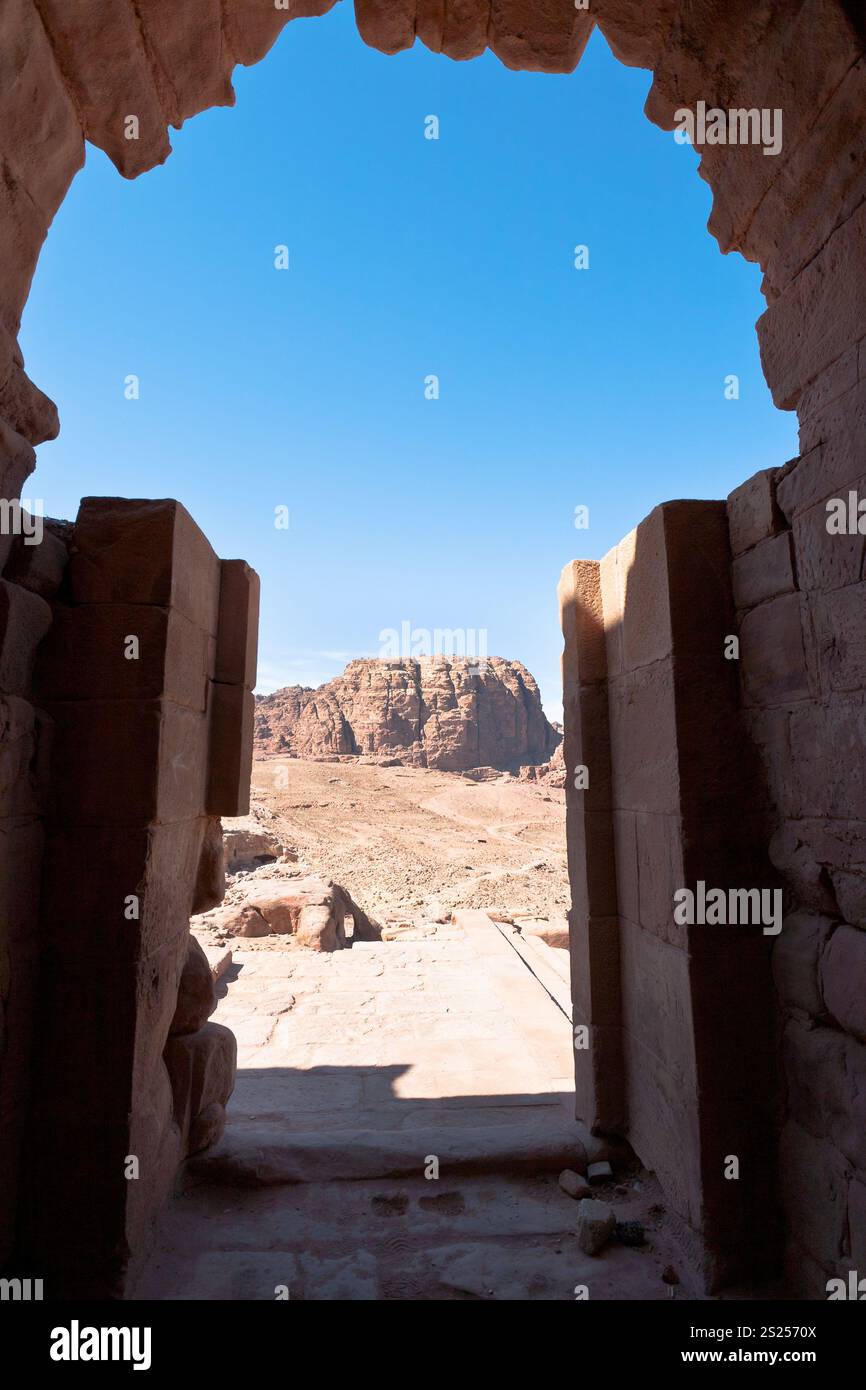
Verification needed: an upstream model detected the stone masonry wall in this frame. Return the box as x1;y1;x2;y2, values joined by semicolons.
14;498;258;1296
561;502;781;1291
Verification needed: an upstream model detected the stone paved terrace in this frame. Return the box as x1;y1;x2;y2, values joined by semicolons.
131;912;686;1300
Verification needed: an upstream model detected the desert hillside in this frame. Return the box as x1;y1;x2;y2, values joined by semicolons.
229;756;569;930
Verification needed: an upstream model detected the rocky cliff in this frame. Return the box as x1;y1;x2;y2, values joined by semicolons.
254;657;559;772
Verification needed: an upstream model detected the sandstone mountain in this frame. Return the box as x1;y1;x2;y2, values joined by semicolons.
254;657;560;772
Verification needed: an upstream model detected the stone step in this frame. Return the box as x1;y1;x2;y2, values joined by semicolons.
183;1116;611;1188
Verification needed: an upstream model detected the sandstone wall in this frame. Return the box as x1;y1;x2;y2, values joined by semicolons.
17;497;258;1295
561;0;866;1295
561;504;780;1290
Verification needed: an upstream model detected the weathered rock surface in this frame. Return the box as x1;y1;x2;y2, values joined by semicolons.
221;814;296;873
169;936;218;1037
519;740;566;787
254;657;560;773
199;873;381;952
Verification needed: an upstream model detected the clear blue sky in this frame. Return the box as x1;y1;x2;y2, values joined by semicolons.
21;3;798;717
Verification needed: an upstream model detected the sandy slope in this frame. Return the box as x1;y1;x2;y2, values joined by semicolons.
249;757;569;926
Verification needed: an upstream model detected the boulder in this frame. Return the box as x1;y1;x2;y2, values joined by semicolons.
206;875;381;952
576;1198;615;1255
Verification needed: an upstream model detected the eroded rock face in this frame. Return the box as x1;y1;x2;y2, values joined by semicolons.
254;657;560;772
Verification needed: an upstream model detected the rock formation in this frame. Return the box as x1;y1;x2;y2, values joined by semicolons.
254;657;560;772
199;873;381;951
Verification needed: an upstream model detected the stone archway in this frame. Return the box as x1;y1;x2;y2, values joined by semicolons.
1;0;865;1298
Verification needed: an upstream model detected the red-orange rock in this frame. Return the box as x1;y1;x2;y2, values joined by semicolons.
254;656;559;771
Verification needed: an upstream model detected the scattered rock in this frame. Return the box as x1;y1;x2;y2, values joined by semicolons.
199;943;233;983
576;1198;615;1255
587;1160;614;1185
558;1169;592;1200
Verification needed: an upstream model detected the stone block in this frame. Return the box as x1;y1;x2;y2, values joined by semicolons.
727;469;784;556
0;694;41;818
797;345;860;428
789;702;866;820
608;661;679;814
619;920;702;1230
793;487;866;593
809;582;866;694
45;697;209;827
779;1120;848;1272
562;682;612;811
635;811;685;944
758;198;866;410
163;1021;237;1148
740;593;809;707
68;497;221;635
214;559;259;687
732;531;796;610
821;924;866;1041
571;1015;626;1135
568;913;620;1029
771;910;835;1017
748;711;801;821
40;819;207;962
829;868;866;931
566;809;618;921
206;682;254;816
576;1198;615;1255
0;578;51;694
673;654;760;828
613;808;639;926
36;603;212;710
169;935;217;1037
784;1020;866;1171
619;505;673;669
192;814;225;914
558;559;606;687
